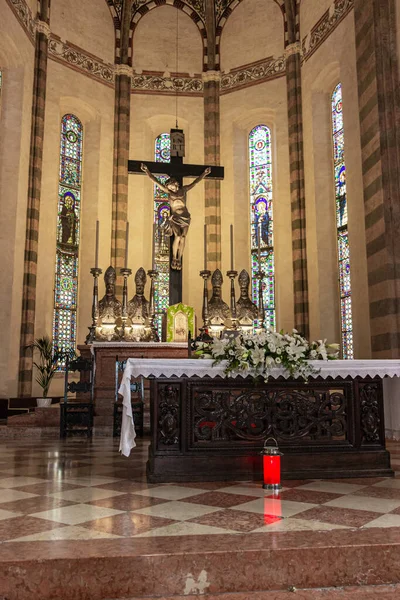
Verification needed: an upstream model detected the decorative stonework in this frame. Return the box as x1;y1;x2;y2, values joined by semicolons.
36;19;51;38
131;72;203;95
131;0;205;19
48;38;115;86
5;0;36;41
220;56;286;93
302;0;354;61
284;42;302;60
202;70;221;83
115;63;132;77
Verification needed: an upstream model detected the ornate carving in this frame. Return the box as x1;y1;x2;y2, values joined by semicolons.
216;0;238;22
131;73;203;95
220;56;286;92
128;268;150;321
359;382;381;444
48;38;115;86
192;386;347;444
96;266;122;341
236;270;258;325
6;0;36;40
302;0;354;61
208;269;230;325
158;384;180;446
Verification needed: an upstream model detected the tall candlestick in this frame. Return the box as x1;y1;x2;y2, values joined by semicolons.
204;224;207;271
152;223;156;269
257;222;261;264
125;222;129;268
230;224;234;271
95;220;99;269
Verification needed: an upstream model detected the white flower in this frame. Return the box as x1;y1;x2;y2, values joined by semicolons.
251;347;265;366
212;338;229;357
275;357;282;364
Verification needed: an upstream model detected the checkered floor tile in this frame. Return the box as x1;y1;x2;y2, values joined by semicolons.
0;437;399;541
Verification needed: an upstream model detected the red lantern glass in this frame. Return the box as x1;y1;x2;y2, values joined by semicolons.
262;437;283;491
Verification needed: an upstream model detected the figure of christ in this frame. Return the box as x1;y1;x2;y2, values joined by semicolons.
141;163;211;270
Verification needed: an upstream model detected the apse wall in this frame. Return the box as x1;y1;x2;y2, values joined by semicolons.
0;0;34;397
130;5;205;322
219;0;293;332
0;0;115;397
132;5;203;74
51;0;115;64
301;5;370;357
220;0;284;71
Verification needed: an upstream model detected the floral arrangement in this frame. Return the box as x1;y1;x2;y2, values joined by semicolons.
195;330;339;380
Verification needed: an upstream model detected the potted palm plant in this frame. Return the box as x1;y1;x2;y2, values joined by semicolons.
30;336;66;407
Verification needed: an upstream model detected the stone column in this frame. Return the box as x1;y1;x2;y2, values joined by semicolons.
283;0;309;339
18;3;50;397
203;0;221;272
203;70;221;271
111;0;132;286
354;0;400;357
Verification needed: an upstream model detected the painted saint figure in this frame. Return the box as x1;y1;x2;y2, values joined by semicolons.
141;162;211;270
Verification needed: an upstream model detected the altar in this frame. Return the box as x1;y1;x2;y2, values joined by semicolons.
119;358;399;482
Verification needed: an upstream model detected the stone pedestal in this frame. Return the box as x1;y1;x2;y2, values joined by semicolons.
79;342;189;434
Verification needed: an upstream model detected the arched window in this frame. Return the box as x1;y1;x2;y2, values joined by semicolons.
53;114;83;365
153;133;171;338
249;125;275;330
331;84;353;359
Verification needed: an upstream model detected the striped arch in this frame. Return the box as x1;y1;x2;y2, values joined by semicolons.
105;0;122;29
131;0;208;70
274;0;301;47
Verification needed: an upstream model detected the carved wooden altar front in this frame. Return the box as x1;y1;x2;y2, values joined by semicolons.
147;375;393;482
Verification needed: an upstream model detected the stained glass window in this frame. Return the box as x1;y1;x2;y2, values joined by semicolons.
249;125;275;330
332;83;353;359
53;114;83;366
153;133;171;339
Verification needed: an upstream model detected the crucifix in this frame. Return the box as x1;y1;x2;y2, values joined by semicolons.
128;129;224;305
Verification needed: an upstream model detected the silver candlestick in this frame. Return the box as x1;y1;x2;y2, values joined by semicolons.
226;270;238;330
120;267;132;339
198;269;212;341
85;267;102;344
256;268;265;330
147;269;159;342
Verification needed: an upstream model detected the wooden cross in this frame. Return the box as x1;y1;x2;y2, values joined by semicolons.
128;129;224;305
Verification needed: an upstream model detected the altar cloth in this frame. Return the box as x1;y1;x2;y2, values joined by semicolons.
118;358;400;456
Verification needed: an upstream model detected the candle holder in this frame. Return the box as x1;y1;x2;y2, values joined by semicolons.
226;270;238;330
197;269;213;341
85;267;102;344
119;267;132;339
256;268;265;330
147;269;159;342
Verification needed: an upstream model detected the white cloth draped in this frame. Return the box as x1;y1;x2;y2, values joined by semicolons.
118;358;400;456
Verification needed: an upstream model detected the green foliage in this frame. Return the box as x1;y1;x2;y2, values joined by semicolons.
29;336;71;397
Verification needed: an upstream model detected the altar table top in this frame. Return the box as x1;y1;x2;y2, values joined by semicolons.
118;358;400;457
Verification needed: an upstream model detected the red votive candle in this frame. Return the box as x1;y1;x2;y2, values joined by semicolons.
263;454;281;487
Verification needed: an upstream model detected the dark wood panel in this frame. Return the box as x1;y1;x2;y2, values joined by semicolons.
146;375;393;482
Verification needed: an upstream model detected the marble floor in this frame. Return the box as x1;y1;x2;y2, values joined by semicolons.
2;438;400;599
0;437;400;542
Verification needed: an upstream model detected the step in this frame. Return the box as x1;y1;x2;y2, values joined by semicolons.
1;528;400;600
111;584;400;599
